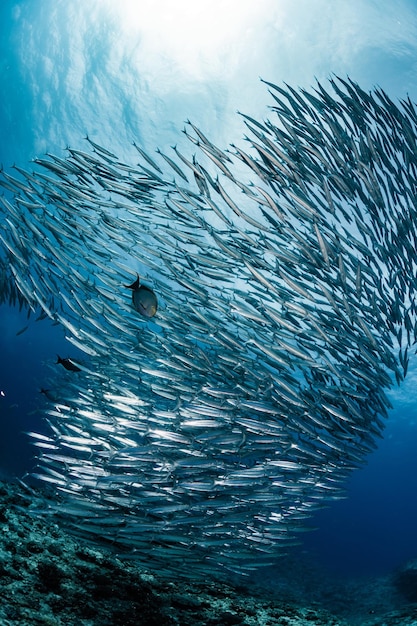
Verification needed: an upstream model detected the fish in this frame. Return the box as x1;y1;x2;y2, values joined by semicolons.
40;388;60;402
0;76;416;580
56;355;82;372
15;324;29;336
124;274;158;318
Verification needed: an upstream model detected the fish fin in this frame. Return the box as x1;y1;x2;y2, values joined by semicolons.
124;274;140;290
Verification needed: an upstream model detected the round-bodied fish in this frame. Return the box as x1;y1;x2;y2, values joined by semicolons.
125;274;158;318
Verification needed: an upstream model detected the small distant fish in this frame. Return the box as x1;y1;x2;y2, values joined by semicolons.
125;274;158;318
16;324;29;336
40;388;59;401
56;355;81;372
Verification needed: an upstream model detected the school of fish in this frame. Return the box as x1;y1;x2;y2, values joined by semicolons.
1;77;416;578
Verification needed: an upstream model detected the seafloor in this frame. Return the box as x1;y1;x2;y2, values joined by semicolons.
0;480;416;626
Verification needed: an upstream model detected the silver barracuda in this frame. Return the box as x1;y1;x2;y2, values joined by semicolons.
1;77;416;580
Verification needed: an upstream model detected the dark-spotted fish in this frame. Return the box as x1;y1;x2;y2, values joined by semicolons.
56;355;81;372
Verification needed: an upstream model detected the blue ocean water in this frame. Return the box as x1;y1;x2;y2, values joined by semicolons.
1;0;417;585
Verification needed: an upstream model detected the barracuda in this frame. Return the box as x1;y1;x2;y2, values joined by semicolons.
1;76;416;580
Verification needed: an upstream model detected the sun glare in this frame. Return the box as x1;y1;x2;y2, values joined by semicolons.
102;0;273;80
